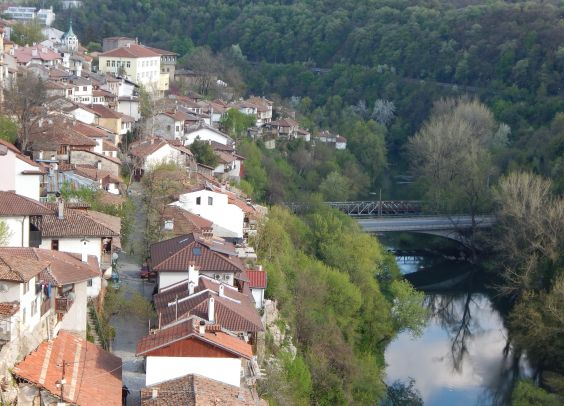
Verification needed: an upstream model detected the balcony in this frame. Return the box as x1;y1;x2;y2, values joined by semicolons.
41;298;52;317
55;297;73;313
29;231;42;248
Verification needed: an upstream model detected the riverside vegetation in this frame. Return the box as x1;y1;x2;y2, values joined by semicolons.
45;0;564;403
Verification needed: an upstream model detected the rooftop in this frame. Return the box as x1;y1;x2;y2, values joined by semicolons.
140;374;266;405
136;318;252;359
0;191;52;216
13;331;122;406
99;43;161;59
41;205;120;238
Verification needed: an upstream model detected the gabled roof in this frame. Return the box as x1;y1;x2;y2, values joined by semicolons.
30;119;97;150
136;318;252;359
0;191;52;216
154;277;263;331
150;233;244;274
145;46;177;56
13;46;61;64
246;270;267;289
0;251;50;282
41;206;120;238
140;374;266;406
88;104;122;119
129;137;169;159
13;331;122;406
162;206;213;236
99;44;161;58
72;121;112;139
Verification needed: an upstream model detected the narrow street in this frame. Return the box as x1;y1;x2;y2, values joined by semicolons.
110;183;153;405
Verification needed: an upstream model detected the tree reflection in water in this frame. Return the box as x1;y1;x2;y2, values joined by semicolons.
423;285;530;406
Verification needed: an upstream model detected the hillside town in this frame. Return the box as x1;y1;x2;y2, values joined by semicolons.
0;14;317;406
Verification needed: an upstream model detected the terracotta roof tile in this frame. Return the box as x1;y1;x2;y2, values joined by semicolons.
13;331;122;406
150;233;244;274
88;104;122;119
0;302;19;317
0;191;52;216
161;206;213;237
140;374;267;405
154;277;263;332
136;318;252;359
41;207;120;238
100;44;161;58
246;270;267;289
30;119;97;149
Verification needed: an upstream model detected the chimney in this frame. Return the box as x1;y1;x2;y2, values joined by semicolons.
31;48;38;57
188;281;195;295
81;239;88;262
96;160;102;170
208;297;215;322
57;199;64;219
151;389;158;400
218;284;225;297
188;264;199;286
199;320;206;335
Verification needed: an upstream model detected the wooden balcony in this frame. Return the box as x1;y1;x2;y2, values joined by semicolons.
40;298;52;317
55;297;73;313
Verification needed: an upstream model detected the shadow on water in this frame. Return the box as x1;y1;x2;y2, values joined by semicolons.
381;232;531;406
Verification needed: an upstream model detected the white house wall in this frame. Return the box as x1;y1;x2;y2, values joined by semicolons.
39;237;103;297
60;280;87;336
159;272;189;290
146;356;242;387
184;128;231;146
251;288;265;309
1;216;30;247
72;108;96;124
144;144;184;171
173;190;244;238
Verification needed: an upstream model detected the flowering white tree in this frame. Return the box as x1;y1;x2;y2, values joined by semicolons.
371;99;396;126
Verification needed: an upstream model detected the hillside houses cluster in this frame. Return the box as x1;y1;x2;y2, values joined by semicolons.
0;19;272;404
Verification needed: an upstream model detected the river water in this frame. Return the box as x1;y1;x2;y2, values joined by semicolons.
383;239;532;405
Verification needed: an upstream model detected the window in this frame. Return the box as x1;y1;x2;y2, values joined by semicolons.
167;125;171;131
75;87;79;91
223;274;230;281
214;274;221;280
192;247;201;256
196;197;201;205
111;60;115;67
127;61;131;68
51;239;59;251
87;279;93;287
208;196;213;205
83;86;87;91
57;145;68;155
106;60;110;67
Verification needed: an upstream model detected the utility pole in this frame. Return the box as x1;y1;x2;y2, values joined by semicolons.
379;188;382;217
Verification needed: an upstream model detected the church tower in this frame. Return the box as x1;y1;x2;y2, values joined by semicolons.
62;19;79;51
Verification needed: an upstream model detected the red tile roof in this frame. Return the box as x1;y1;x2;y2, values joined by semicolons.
41;206;120;238
71;121;111;139
150;233;244;274
154;277;263;332
0;302;19;317
88;104;123;119
13;46;61;64
30;119;97;149
161;206;213;236
129;137;168;159
13;331;122;406
0;191;53;216
0;248;99;284
100;44;161;58
140;374;266;405
136;318;252;359
246;270;267;289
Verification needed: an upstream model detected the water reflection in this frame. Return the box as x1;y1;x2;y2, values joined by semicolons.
386;289;532;405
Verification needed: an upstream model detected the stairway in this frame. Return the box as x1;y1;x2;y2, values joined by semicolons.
87;310;101;346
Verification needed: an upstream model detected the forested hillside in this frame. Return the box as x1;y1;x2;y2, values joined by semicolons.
54;0;564;188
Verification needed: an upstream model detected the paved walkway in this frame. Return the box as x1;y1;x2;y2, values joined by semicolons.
110;183;153;405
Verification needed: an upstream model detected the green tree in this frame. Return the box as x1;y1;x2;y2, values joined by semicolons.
220;108;256;140
0;116;18;144
0;220;12;246
318;171;351;201
10;21;45;46
511;380;560;406
190;138;219;167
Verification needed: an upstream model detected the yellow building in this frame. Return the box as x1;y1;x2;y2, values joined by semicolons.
98;44;168;94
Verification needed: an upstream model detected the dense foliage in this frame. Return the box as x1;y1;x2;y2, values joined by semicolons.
254;205;426;405
57;0;564;190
